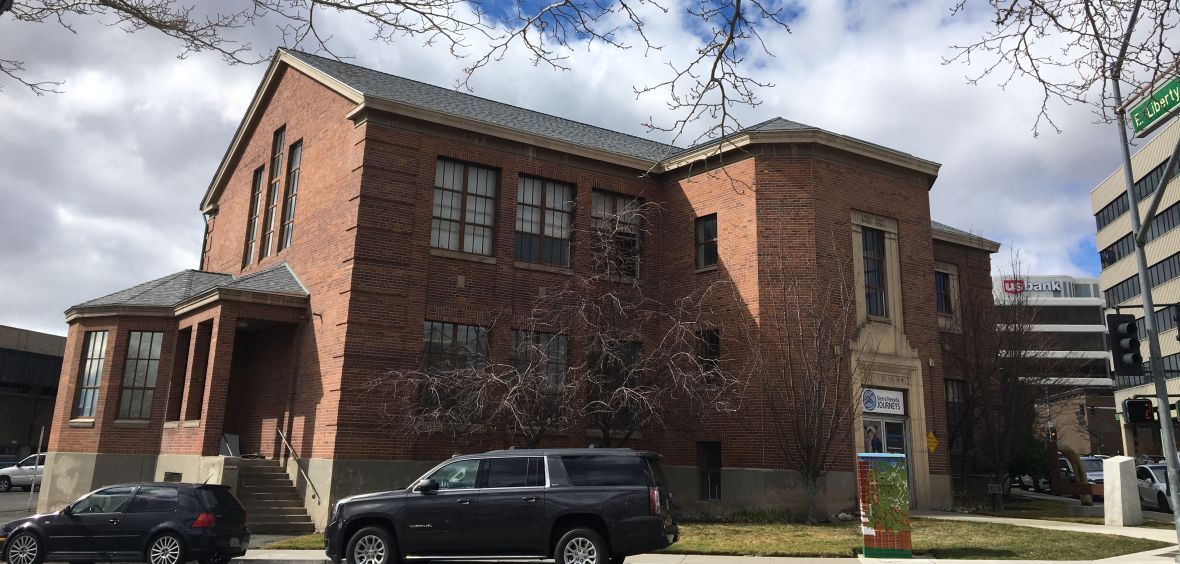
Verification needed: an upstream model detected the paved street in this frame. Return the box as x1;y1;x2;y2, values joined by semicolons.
0;489;39;521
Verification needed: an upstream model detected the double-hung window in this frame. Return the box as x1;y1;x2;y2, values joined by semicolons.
516;177;573;267
117;331;163;420
862;227;888;318
696;214;718;269
511;330;569;386
242;167;264;268
73;331;109;418
935;271;953;315
697;329;720;373
432;159;498;256
591;190;643;278
422;321;489;369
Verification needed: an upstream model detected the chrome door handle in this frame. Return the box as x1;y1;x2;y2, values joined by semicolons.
108;519;120;525
457;498;473;504
521;496;538;503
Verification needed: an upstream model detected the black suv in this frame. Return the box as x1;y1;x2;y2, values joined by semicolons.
325;448;677;564
0;483;248;564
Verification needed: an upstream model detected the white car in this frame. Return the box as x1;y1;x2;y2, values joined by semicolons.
1137;464;1171;512
0;453;45;492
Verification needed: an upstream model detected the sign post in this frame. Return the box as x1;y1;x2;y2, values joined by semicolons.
857;452;911;559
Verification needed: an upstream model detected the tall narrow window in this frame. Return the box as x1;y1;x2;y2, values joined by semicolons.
696;214;718;269
698;442;721;501
118;331;163;420
697;329;720;373
516;176;573;267
279;140;303;251
242;167;264;267
862;227;888;318
74;331;108;419
935;271;953;315
511;331;569;386
591;190;643;278
261;127;285;259
422;321;489;369
432;159;498;256
945;379;965;453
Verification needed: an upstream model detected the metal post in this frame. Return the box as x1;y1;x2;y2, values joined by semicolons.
1110;1;1180;550
26;426;44;513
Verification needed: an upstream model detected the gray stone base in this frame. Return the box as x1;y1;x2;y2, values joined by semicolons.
1067;504;1104;517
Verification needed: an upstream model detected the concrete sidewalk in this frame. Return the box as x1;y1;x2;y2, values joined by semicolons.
913;510;1178;543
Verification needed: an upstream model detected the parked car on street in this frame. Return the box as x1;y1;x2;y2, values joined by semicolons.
1137;464;1172;512
325;448;678;564
1077;456;1105;484
0;482;249;564
0;455;44;493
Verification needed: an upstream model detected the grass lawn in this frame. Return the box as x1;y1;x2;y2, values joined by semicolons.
264;519;1169;559
976;497;1175;529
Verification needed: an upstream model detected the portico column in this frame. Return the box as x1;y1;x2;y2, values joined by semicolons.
199;307;239;456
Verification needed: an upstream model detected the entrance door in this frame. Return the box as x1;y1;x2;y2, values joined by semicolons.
863;417;914;506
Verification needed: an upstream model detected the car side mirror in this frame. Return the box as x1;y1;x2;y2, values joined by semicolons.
62;504;74;516
414;479;439;494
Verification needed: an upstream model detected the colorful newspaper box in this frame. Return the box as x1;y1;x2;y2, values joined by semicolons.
856;452;911;558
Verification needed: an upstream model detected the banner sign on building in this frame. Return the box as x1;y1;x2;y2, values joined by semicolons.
862;387;905;416
1002;278;1063;295
857;453;912;558
1130;75;1180;137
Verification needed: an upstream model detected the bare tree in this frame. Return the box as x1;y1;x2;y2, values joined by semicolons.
359;199;751;449
947;0;1180;134
759;244;868;524
2;0;792;145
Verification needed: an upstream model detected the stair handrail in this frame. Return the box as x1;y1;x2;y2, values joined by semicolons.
276;428;321;504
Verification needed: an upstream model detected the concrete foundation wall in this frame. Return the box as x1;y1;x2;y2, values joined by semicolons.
38;452;157;514
663;465;859;519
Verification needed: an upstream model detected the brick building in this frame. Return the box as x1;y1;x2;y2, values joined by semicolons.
42;50;998;525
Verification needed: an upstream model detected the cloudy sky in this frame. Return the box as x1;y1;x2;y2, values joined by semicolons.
0;1;1149;335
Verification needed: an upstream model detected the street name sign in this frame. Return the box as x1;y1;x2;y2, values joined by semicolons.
1130;75;1180;137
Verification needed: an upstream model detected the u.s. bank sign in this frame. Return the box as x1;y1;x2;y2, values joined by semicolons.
862;387;905;416
1002;279;1063;295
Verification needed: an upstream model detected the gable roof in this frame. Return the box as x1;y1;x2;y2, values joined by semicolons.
201;50;942;212
66;263;309;320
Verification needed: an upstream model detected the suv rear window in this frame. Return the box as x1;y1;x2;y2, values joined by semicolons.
197;487;244;511
560;455;649;486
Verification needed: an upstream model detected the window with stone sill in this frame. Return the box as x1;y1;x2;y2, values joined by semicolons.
117;331;163;420
862;227;888;318
432;159;498;256
516;176;573;267
591;190;643;278
73;331;109;419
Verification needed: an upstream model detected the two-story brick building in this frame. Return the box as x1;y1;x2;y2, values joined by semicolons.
42;49;998;527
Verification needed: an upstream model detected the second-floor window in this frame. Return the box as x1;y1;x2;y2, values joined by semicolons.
422;321;489;369
511;330;569;386
432;159;498;256
935;271;953;315
261;127;286;259
696;214;718;269
242;167;264;268
862;227;888;318
74;331;108;419
515;177;573;267
279;140;303;251
118;331;163;420
591;190;643;278
698;329;720;373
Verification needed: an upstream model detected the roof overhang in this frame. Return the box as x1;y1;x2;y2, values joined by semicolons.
932;228;1001;253
657;130;942;182
65;288;308;323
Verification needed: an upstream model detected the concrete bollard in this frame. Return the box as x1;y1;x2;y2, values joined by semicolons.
1104;456;1144;527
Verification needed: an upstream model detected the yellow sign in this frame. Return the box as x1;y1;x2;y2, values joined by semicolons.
927;432;939;453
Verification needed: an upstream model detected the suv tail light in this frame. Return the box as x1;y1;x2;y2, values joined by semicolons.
649;487;661;516
192;512;217;528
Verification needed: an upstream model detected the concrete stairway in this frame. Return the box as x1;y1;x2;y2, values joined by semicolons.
236;458;316;534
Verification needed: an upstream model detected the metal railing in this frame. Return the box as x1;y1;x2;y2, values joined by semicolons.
276;428;321;504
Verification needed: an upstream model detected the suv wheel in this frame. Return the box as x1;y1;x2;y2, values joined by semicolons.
556;528;608;564
347;526;396;564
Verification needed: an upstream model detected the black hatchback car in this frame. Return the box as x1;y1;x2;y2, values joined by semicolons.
0;482;249;564
325;448;677;564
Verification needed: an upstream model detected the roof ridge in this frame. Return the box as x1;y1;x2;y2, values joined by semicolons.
281;49;681;154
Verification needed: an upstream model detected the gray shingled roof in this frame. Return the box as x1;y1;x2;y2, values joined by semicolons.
71;263;307;311
283;49;678;162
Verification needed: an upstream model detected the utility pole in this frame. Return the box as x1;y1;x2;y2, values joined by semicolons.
1110;0;1180;552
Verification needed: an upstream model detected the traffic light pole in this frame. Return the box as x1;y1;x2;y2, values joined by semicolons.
1111;1;1180;548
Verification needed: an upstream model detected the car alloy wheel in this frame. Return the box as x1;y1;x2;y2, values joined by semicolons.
7;533;40;564
149;534;183;564
352;534;386;564
0;477;11;493
563;537;598;564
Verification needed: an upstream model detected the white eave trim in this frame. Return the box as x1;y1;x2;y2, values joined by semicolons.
931;229;1001;253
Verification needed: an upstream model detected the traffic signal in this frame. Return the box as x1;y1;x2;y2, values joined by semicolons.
1126;398;1155;425
1107;313;1144;376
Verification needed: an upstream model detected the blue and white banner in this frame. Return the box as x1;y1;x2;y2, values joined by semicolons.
862;387;905;416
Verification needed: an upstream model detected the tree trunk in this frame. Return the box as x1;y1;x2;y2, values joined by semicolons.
806;477;820;524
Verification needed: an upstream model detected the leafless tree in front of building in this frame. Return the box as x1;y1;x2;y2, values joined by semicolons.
759;241;869;524
947;0;1180;135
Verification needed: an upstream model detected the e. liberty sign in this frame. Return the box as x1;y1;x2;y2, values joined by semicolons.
1130;76;1180;137
862;387;905;416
